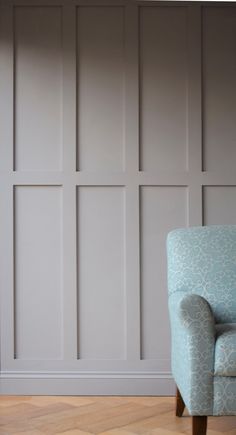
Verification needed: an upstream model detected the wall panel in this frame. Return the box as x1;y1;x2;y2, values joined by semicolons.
14;186;63;360
139;7;188;172
14;7;63;171
140;186;187;360
202;7;236;172
76;7;125;171
204;186;236;225
77;187;125;360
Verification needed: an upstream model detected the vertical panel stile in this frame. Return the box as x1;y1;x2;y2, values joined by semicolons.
0;184;15;368
63;6;76;173
0;5;14;170
0;5;15;369
187;5;203;226
62;5;77;360
124;4;140;360
125;4;139;173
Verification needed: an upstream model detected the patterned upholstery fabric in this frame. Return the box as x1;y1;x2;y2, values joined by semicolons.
214;377;236;415
214;323;236;376
167;225;236;416
167;225;236;323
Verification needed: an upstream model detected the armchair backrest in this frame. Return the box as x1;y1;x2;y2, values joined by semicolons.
167;225;236;323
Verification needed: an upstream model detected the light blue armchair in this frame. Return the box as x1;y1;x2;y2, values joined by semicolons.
167;225;236;435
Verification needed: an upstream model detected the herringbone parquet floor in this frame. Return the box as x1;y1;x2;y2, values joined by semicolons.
0;396;235;435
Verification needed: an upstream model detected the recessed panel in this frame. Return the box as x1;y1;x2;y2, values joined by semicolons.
139;7;188;172
204;186;236;225
140;186;187;360
14;7;62;171
77;187;125;359
202;8;236;172
77;7;125;171
14;186;63;359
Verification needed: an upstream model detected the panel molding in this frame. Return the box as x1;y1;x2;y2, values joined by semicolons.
2;170;236;187
0;370;172;379
61;5;78;361
0;4;14;171
124;4;141;361
62;5;77;172
0;184;15;369
187;4;202;175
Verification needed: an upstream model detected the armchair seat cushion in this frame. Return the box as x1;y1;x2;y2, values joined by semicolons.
214;323;236;376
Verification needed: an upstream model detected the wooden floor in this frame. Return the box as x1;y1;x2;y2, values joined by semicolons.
0;396;236;435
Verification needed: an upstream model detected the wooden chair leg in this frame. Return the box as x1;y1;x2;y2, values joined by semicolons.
176;387;185;417
192;416;207;435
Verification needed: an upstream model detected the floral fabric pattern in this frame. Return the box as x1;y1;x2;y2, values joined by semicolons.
169;292;215;415
167;225;236;323
214;377;236;415
214;323;236;376
167;225;236;416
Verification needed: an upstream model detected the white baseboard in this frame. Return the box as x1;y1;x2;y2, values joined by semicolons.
0;371;175;395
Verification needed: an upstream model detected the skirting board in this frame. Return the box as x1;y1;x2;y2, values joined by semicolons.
0;372;175;395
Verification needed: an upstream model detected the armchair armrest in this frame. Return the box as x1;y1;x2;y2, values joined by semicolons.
179;293;215;334
169;292;216;415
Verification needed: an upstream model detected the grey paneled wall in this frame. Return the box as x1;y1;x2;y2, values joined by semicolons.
0;1;236;395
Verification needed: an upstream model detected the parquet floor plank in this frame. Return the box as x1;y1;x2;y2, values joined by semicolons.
0;396;235;435
58;431;92;435
27;403;119;434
